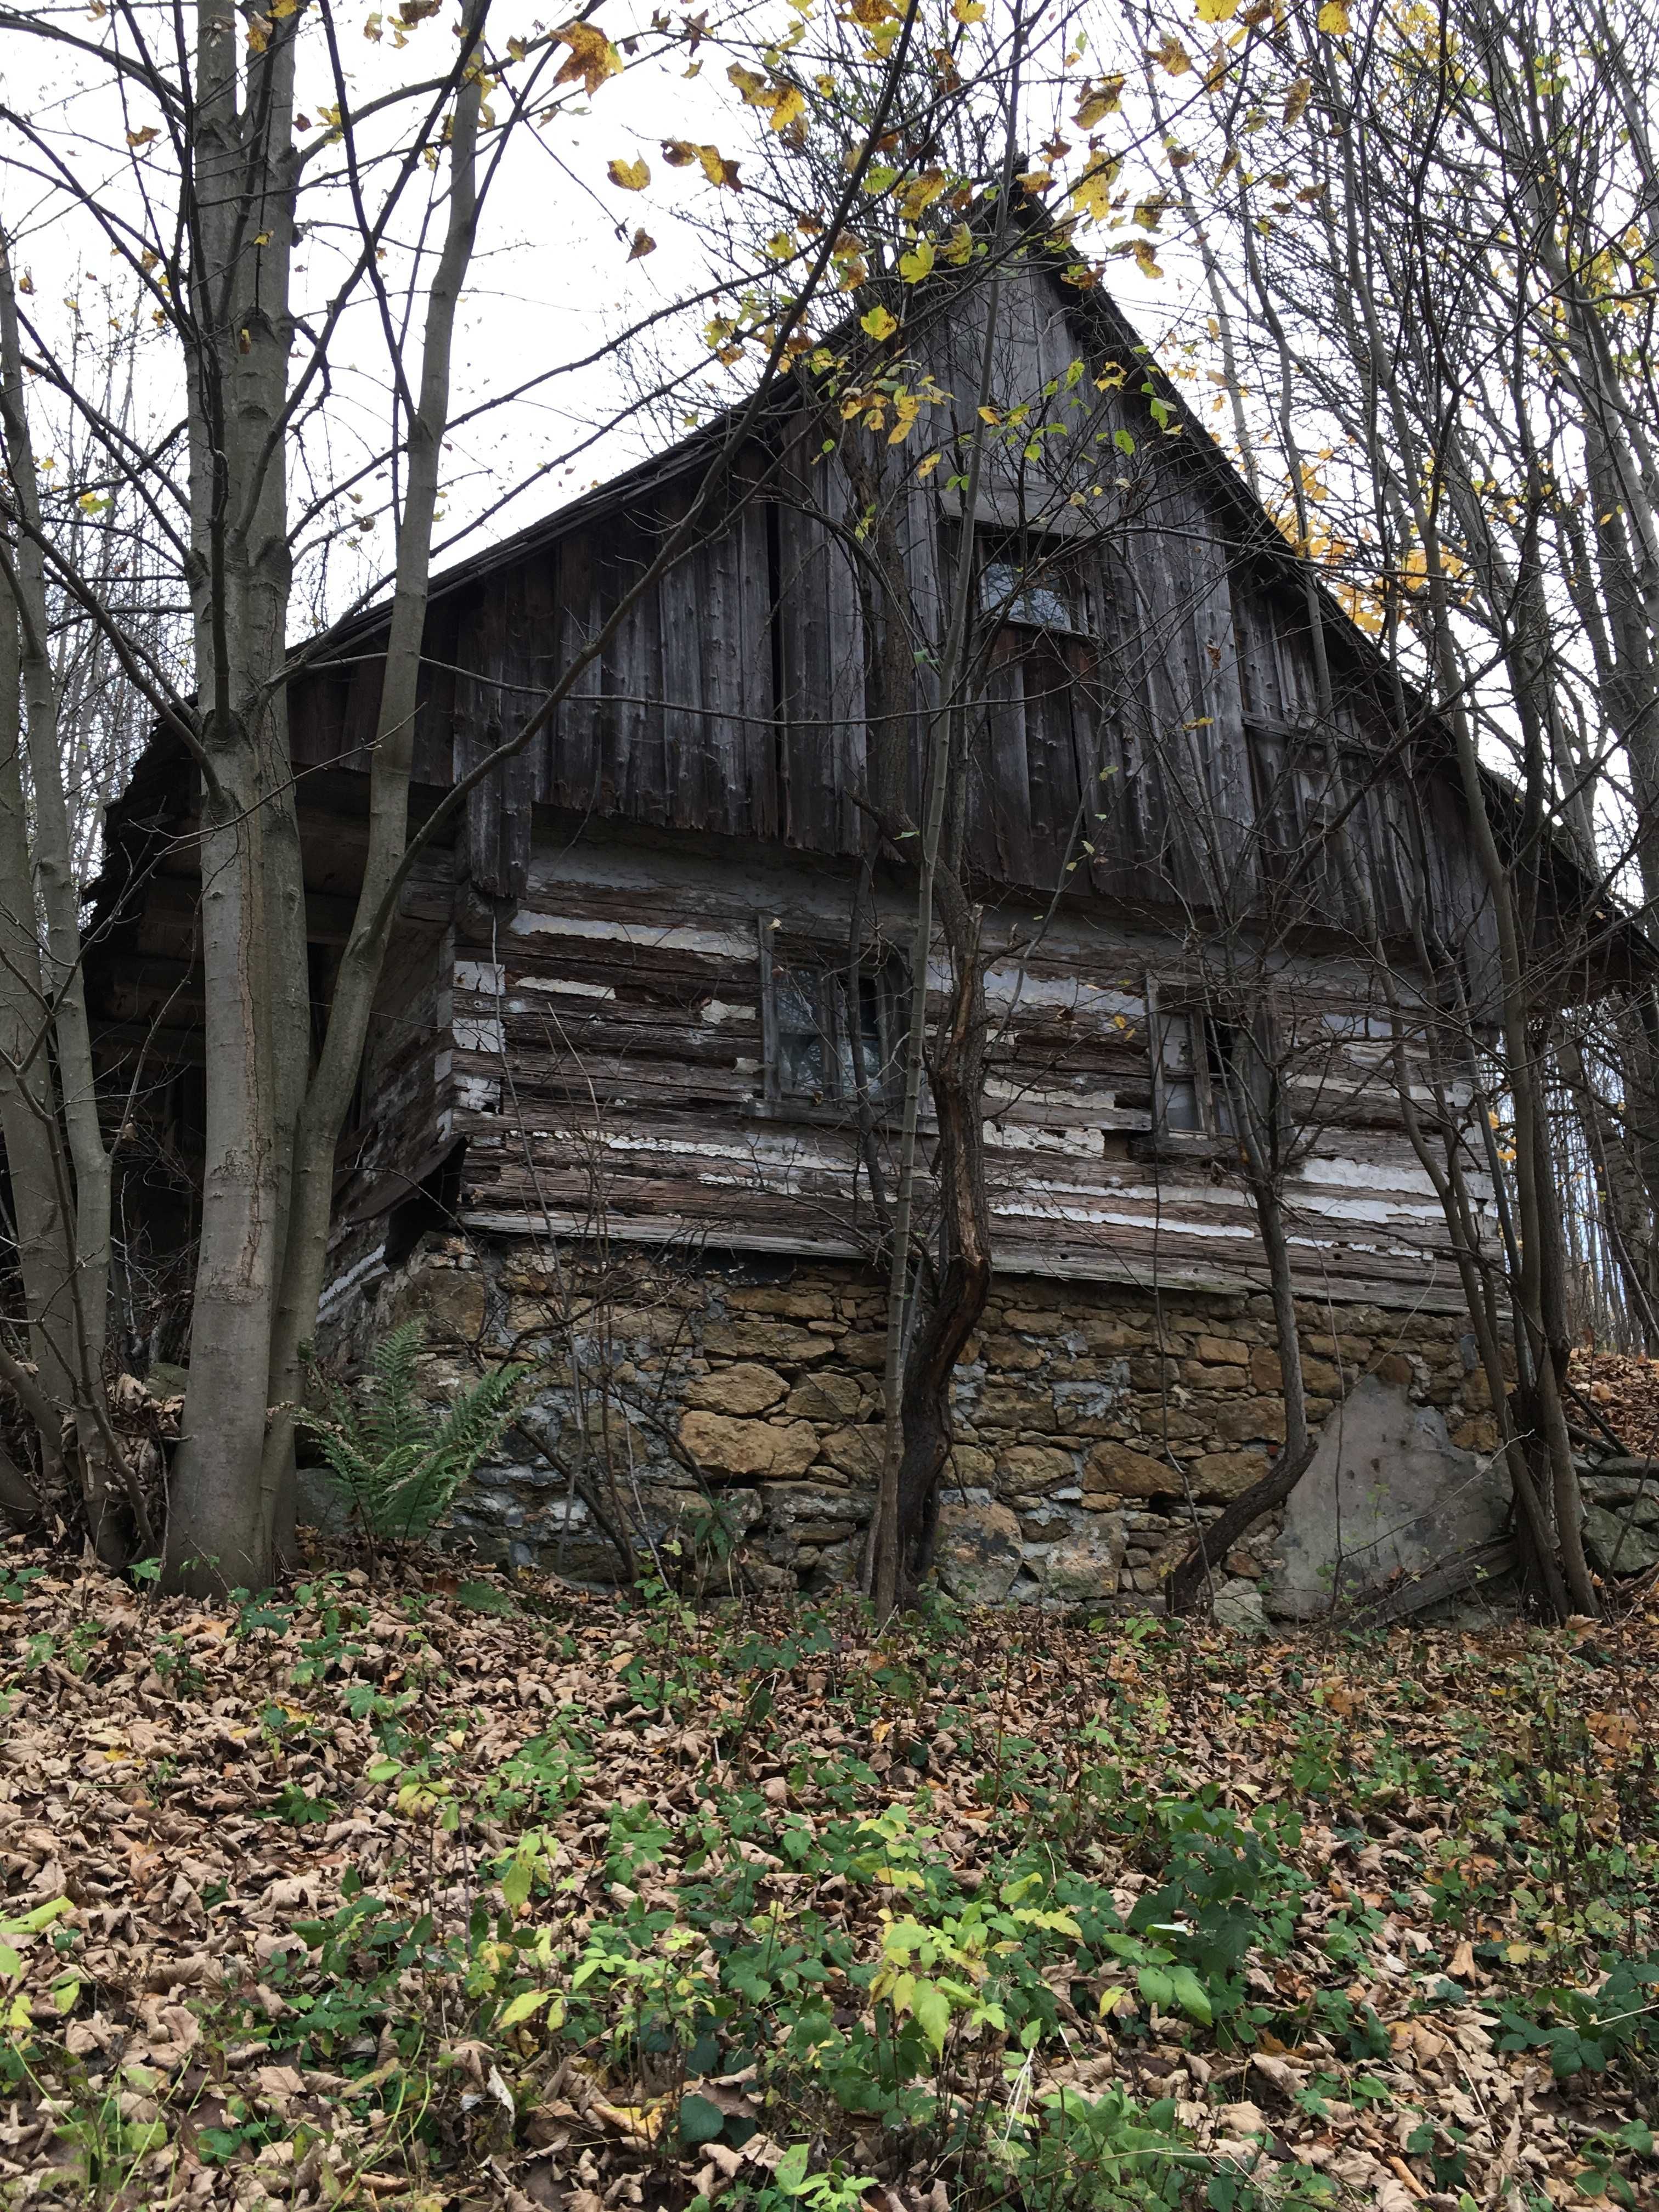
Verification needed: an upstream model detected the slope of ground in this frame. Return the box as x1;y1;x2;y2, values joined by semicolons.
1570;1352;1659;1463
0;1549;1654;2211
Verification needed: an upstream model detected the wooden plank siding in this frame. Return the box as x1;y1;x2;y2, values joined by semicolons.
427;837;1487;1308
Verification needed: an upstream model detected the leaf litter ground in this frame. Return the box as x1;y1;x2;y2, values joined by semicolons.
0;1547;1654;2212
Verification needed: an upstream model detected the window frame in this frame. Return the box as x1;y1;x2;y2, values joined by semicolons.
969;522;1103;642
1139;977;1277;1161
756;921;909;1115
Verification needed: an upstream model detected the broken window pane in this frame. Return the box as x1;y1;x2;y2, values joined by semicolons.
980;558;1076;631
774;969;827;1097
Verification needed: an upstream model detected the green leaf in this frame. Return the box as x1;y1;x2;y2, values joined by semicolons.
1169;1965;1213;2025
0;1944;20;1979
775;2143;811;2195
502;1857;534;1911
911;1978;952;2052
1114;426;1136;455
498;1988;550;2028
679;2092;726;2146
1137;1965;1175;2012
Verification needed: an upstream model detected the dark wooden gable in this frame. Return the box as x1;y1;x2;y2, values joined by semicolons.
277;252;1499;985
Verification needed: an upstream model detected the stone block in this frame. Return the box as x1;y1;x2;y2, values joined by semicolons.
1449;1417;1498;1453
1080;1317;1156;1353
1583;1504;1659;1575
1212;1578;1268;1631
1129;1355;1182;1390
1192;1449;1267;1500
678;1410;820;1479
685;1362;788;1417
1034;1516;1125;1603
1268;1375;1508;1619
725;1285;837;1319
1373;1352;1412;1386
952;1445;997;1483
976;1386;1057;1432
979;1334;1046;1372
1085;1440;1182;1498
1183;1359;1248;1391
785;1371;874;1423
998;1443;1076;1493
818;1424;883;1483
1214;1398;1286;1444
391;1263;484;1345
1003;1307;1070;1335
838;1331;888;1370
701;1321;835;1364
1196;1335;1249;1367
1249;1346;1282;1391
934;1499;1024;1604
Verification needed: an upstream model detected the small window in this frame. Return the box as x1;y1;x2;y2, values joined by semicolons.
1153;1003;1236;1139
977;534;1093;636
762;931;906;1108
1142;979;1286;1158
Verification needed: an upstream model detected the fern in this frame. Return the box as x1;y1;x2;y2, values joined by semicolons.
302;1321;527;1543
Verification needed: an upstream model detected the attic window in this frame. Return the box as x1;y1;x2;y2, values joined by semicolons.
980;558;1075;631
977;534;1094;636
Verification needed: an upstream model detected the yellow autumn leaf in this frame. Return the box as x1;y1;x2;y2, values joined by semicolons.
627;228;656;259
125;125;159;148
608;156;650;190
1152;33;1192;73
898;238;934;283
769;84;806;131
1283;76;1311;126
888;391;922;443
696;144;741;188
941;222;974;265
1317;0;1350;27
916;449;942;478
1195;0;1238;16
1131;238;1164;278
1074;74;1124;127
860;304;898;341
661;139;696;165
553;20;622;94
1069;157;1119;225
899;168;946;220
951;0;985;19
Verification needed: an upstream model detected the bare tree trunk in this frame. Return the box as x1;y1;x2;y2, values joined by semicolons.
0;244;119;1551
164;7;302;1593
261;1;485;1561
890;860;991;1606
0;580;75;1506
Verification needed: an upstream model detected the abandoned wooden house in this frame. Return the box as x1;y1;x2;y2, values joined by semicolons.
87;244;1616;1609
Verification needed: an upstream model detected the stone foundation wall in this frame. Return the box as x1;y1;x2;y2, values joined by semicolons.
325;1239;1490;1609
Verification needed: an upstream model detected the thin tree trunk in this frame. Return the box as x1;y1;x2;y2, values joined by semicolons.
0;244;119;1550
164;5;302;1593
260;1;486;1559
890;859;991;1604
